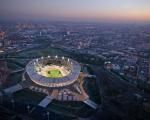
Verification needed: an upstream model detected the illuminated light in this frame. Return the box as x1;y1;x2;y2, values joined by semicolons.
26;56;81;88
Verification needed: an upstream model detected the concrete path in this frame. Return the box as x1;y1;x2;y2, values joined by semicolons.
38;96;53;108
4;84;23;94
83;99;98;109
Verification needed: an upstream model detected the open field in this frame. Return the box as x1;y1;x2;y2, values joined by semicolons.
13;89;46;104
46;69;62;78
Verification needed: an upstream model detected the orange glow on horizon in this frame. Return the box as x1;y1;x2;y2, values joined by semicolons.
57;13;150;22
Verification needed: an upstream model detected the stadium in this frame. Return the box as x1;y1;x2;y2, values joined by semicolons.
26;56;81;88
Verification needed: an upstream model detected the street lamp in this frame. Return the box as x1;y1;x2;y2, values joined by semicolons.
27;104;30;114
11;98;15;109
46;111;50;120
0;92;3;104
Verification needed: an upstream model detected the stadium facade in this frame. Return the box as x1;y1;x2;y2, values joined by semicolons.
26;56;81;88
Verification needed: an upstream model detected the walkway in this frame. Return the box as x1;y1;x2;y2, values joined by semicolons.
83;99;98;109
4;84;23;94
10;69;24;74
38;96;53;108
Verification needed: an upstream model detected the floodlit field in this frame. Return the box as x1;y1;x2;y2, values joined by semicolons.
46;69;62;78
37;65;70;78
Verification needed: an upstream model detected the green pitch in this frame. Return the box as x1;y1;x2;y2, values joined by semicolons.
46;69;62;78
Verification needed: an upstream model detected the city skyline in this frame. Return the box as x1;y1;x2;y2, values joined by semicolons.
0;2;150;119
0;0;150;22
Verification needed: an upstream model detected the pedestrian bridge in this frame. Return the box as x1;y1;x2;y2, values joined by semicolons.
38;96;53;108
4;84;23;94
83;99;98;109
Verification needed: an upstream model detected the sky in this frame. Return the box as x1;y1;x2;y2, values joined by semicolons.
0;0;150;22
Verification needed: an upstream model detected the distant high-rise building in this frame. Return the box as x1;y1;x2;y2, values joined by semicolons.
40;31;42;36
0;39;4;49
67;31;70;35
0;31;5;50
0;31;5;39
0;60;9;85
137;56;149;81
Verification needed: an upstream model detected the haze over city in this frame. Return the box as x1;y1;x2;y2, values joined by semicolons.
0;0;150;120
0;0;150;22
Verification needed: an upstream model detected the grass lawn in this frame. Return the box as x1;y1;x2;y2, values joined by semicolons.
46;69;62;78
13;89;46;104
47;100;94;118
2;73;22;89
83;78;101;104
